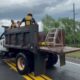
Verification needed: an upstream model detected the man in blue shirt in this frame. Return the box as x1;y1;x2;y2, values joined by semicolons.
21;13;36;26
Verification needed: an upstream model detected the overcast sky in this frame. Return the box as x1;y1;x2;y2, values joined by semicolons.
0;0;80;33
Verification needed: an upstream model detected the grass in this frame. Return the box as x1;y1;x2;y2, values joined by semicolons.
66;51;80;59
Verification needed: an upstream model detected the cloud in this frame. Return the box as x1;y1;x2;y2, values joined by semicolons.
44;0;80;15
0;0;79;21
38;21;43;32
0;0;66;20
0;0;62;8
0;19;11;26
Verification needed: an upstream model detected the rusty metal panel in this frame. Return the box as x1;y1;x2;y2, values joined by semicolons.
4;24;39;51
11;34;16;45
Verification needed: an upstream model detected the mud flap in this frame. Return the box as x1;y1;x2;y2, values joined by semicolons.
34;53;46;76
59;54;65;66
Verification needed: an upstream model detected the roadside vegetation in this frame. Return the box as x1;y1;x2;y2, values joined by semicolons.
42;15;80;47
67;51;80;59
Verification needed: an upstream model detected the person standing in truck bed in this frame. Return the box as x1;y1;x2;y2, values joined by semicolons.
10;20;16;28
20;13;36;26
17;21;21;28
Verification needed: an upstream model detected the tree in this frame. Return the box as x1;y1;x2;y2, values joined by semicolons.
59;18;80;46
42;15;80;47
42;15;59;33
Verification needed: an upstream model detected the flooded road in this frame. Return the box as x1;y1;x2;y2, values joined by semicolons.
47;61;80;80
0;59;80;80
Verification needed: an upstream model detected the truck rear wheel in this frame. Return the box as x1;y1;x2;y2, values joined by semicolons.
46;54;58;68
16;53;30;75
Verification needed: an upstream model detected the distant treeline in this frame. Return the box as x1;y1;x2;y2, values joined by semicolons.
42;15;80;47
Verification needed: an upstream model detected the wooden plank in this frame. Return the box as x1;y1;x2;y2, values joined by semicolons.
40;46;80;54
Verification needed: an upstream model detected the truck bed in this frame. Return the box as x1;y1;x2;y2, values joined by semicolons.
4;25;80;55
39;46;80;54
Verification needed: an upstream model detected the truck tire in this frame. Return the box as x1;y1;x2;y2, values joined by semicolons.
46;54;58;68
16;53;30;75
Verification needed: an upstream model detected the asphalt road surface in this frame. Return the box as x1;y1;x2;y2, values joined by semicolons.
46;61;80;80
0;59;80;80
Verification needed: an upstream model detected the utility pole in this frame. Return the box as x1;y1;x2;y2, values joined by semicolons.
73;3;76;46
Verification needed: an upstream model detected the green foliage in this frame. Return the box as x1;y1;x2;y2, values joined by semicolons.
42;15;58;33
42;15;80;47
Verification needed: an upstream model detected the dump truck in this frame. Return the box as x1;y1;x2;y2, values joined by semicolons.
0;23;80;76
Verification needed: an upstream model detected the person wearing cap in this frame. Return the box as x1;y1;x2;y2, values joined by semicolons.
20;13;36;26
